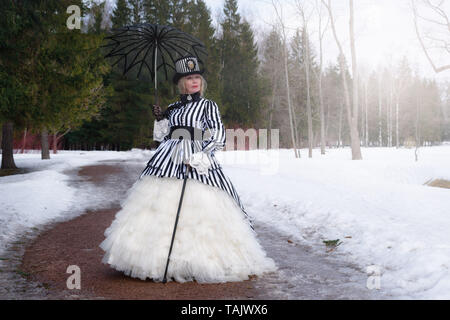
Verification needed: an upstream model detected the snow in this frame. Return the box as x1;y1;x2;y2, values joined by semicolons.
222;146;450;299
0;149;150;253
1;146;449;299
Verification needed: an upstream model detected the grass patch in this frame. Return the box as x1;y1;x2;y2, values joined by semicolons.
425;179;450;189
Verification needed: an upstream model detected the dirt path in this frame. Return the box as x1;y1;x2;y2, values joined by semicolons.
20;163;262;300
18;160;387;299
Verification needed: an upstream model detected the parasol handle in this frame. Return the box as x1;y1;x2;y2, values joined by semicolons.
154;41;158;106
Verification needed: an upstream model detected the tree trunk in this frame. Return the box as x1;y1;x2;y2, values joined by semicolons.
396;95;399;148
338;100;343;147
365;80;369;147
21;127;27;153
323;0;362;158
325;100;330;147
283;33;299;158
415;88;421;161
378;75;383;147
304;30;313;158
52;132;58;154
349;0;362;159
41;128;50;160
316;0;326;155
1;121;18;169
318;70;325;154
388;79;393;147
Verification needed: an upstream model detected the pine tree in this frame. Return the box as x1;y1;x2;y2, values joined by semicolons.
129;0;144;24
88;1;106;34
219;0;262;126
239;19;261;125
143;0;170;24
220;0;243;124
183;0;220;101
111;0;131;29
259;28;285;142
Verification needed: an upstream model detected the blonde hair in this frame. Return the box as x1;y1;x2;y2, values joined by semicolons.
177;74;207;97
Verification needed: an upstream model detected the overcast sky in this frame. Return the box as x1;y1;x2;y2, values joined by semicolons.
204;0;449;83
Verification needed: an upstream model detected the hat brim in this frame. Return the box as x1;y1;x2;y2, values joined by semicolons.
173;70;204;85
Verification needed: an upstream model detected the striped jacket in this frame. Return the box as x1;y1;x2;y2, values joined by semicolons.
139;94;253;228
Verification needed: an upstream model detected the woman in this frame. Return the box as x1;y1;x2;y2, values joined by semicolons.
99;56;277;283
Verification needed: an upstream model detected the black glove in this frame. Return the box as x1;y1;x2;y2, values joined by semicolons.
152;104;164;121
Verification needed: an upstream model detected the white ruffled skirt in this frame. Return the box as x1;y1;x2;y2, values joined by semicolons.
99;175;277;283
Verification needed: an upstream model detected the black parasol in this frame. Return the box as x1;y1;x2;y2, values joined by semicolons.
102;23;207;104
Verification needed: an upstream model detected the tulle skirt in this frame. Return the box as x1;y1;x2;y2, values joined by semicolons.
99;174;277;283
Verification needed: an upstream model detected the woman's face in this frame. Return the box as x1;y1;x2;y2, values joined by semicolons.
183;74;202;94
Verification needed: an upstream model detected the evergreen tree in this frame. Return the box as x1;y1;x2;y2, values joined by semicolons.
143;0;171;25
219;0;262;126
239;19;261;125
88;1;106;34
259;28;286;142
289;27;320;144
184;0;221;102
111;0;131;29
219;0;244;124
129;0;144;24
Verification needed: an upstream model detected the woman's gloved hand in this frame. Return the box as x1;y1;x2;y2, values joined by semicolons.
188;152;211;175
152;104;164;121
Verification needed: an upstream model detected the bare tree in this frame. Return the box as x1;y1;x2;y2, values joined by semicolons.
377;71;383;147
394;58;412;148
271;0;300;158
314;0;330;154
295;0;314;157
411;0;450;73
322;0;362;159
259;27;284;149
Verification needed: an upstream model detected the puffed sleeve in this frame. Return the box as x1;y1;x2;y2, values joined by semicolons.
152;105;173;142
202;100;226;153
153;118;170;142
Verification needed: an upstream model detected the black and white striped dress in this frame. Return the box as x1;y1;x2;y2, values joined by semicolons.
139;93;253;228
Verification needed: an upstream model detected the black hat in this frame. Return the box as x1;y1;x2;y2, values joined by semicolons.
172;56;204;84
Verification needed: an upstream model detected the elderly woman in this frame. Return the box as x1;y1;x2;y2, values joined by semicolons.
100;56;277;283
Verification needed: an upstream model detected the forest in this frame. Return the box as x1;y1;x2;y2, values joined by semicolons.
1;0;449;168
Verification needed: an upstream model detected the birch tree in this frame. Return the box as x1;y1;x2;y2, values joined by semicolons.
271;0;300;158
322;0;362;159
295;0;314;157
312;0;330;154
411;0;450;73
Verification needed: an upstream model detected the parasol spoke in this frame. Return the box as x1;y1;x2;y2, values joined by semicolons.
158;42;179;66
136;42;153;79
124;42;153;74
160;41;196;59
105;37;151;59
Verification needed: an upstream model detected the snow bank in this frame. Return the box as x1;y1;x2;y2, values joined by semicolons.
1;146;449;298
0;149;152;253
225;146;450;299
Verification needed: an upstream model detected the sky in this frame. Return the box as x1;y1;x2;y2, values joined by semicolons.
204;0;450;83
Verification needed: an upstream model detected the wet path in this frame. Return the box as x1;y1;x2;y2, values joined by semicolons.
3;159;388;299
